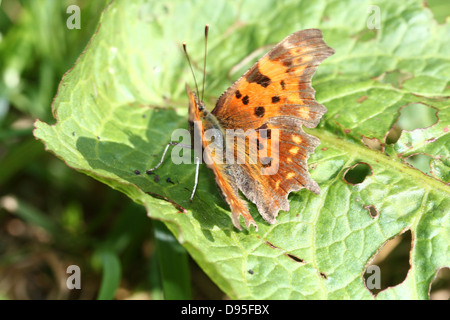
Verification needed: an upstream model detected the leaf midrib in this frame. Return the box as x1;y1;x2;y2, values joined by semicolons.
310;128;450;196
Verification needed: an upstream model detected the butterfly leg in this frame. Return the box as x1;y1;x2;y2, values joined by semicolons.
147;142;201;203
189;156;200;203
146;142;192;173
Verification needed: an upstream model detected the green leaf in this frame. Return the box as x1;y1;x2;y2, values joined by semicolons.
34;0;449;299
154;220;192;300
96;249;122;300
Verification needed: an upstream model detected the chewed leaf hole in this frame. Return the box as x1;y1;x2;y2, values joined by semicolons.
363;230;412;296
427;0;449;24
396;103;438;131
430;267;450;300
386;103;438;144
404;154;432;175
343;162;372;185
377;70;414;89
364;205;379;218
285;253;304;263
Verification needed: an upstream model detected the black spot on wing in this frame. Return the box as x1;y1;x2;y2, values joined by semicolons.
257;123;269;130
247;65;271;88
261;157;272;168
257;123;271;139
282;59;293;68
256;139;264;150
242;95;249;105
254;106;265;118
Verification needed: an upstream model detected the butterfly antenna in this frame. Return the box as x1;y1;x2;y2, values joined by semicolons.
201;24;209;101
183;42;200;97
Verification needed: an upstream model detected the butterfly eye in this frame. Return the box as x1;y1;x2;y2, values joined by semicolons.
198;103;205;111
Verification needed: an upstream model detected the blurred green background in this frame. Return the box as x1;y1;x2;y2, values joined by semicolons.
0;0;448;299
0;0;225;300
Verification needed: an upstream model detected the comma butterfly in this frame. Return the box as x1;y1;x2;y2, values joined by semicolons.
150;28;334;231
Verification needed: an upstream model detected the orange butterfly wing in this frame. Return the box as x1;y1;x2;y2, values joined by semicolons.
211;29;334;228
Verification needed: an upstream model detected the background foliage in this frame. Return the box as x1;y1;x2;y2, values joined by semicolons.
1;0;449;299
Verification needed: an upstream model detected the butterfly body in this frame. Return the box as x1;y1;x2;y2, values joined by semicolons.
188;88;255;229
187;29;334;230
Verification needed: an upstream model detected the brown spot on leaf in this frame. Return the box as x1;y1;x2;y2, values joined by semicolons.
357;96;368;103
361;136;384;151
146;191;186;213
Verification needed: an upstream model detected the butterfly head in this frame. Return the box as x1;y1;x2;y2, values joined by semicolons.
187;84;208;123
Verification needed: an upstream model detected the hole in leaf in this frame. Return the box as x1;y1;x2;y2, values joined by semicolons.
343;162;372;185
363;230;412;296
404;154;432;175
364;205;379;218
265;240;280;250
386;103;438;144
285;253;304;263
426;0;449;24
385;123;402;144
396;103;438;131
430;267;450;300
377;70;414;89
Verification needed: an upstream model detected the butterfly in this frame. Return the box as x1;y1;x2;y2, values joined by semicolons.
149;28;334;231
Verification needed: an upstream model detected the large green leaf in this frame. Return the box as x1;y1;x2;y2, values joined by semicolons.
34;0;449;299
